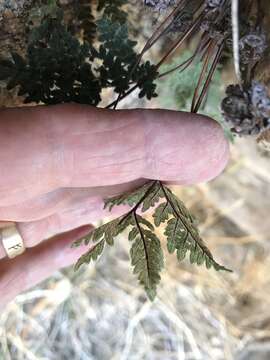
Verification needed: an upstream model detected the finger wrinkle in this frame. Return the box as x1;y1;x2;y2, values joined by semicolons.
72;143;142;163
0;188;74;221
69;159;144;187
18;196;120;247
50;104;138;135
81;156;145;170
65;118;138;137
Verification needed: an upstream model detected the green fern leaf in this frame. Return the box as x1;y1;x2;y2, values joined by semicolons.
72;218;120;248
161;186;231;272
74;239;105;271
128;227;139;241
164;218;186;254
129;216;164;301
104;181;157;211
104;181;164;215
163;186;195;223
153;202;173;227
71;229;94;248
136;215;155;231
141;182;164;212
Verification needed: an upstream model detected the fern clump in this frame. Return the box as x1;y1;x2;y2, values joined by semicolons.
0;8;158;105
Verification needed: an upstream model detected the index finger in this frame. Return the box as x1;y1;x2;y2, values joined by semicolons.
0;105;229;207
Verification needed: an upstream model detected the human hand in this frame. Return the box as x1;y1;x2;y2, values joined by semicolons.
0;104;229;308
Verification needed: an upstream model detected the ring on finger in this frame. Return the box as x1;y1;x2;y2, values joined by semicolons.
1;224;26;259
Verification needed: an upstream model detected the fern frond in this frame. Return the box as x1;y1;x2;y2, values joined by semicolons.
74;180;231;300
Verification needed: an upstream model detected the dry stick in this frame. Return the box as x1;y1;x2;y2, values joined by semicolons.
199;35;216;62
190;1;230;112
231;0;241;84
142;0;188;53
191;40;215;112
158;34;211;79
112;0;188;109
157;53;196;79
156;12;205;69
155;0;206;69
108;15;204;109
108;1;206;110
193;41;224;113
108;1;204;109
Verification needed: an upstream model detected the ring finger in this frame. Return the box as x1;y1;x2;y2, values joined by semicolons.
0;194;129;259
0;225;93;308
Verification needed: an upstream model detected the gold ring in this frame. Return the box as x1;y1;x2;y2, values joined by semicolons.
1;225;26;259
